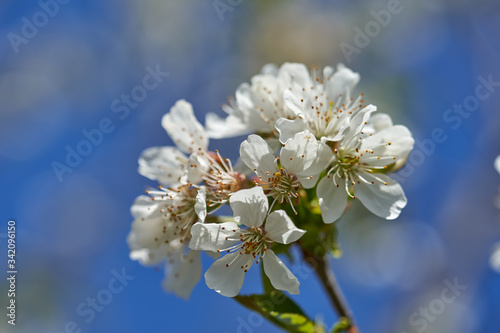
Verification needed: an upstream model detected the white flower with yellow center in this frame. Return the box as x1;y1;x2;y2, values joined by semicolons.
189;187;305;297
138;99;209;187
317;111;414;223
205;62;374;151
141;185;207;248
185;149;247;208
126;185;206;299
205;64;298;140
240;130;333;213
275;63;375;144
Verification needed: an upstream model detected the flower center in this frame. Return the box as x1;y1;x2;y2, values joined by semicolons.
329;149;362;183
218;226;273;272
271;170;298;196
326;144;396;199
309;94;365;139
240;227;270;256
258;168;301;214
201;150;247;207
338;154;360;170
146;185;199;247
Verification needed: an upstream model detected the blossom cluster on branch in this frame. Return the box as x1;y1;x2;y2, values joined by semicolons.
127;63;414;300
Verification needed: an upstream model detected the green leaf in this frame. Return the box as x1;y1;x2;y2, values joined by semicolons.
330;317;351;333
234;291;324;333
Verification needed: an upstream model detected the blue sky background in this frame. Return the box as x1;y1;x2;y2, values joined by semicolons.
1;0;500;332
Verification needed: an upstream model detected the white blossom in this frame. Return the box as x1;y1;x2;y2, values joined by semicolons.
317;111;414;223
130;63;417;302
130;99;249;298
205;63;311;140
240;130;333;213
185;149;248;207
189;187;305;297
138;146;188;188
205;62;375;151
138;99;209;187
275;63;373;144
127;185;207;298
162;246;201;299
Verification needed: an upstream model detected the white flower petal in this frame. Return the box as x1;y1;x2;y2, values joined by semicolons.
266;137;283;153
261;63;278;76
130;195;157;219
194;187;207;223
127;211;164;251
283;89;305;117
232;82;271;133
265;210;305;244
184;152;212;185
251;73;280;91
189;222;239;252
263;250;300;294
162;100;208;154
360;125;414;163
323;65;334;79
325;122;351;142
298;140;334;189
184;153;204;185
162;249;201;300
495;156;500;175
317;176;347;223
367;113;393;132
138;146;187;187
298;176;318;189
240;134;277;178
129;246;168;267
205;252;251;297
355;173;407;220
325;64;360;101
235;82;255;112
205;112;251;139
278;63;312;88
127;211;170;266
275;117;307;144
233;157;254;175
281;130;319;174
229;187;268;228
343;105;377;143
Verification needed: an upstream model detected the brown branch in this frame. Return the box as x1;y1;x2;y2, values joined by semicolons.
302;248;359;333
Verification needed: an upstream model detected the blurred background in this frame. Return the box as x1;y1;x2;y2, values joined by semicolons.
1;0;500;332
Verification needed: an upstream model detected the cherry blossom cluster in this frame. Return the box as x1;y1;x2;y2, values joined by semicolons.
127;63;414;298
